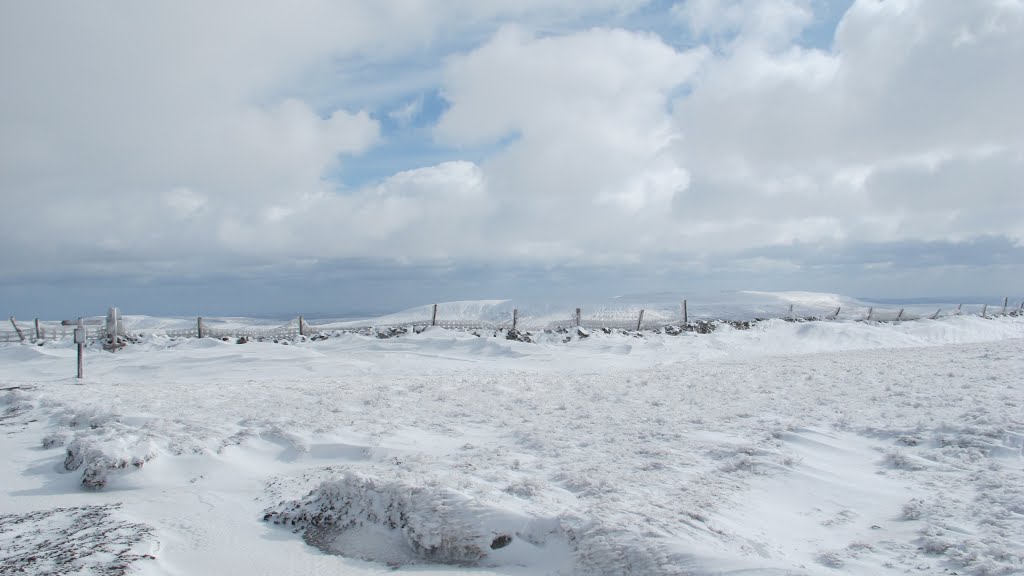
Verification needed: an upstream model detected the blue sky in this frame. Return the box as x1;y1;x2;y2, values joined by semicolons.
1;0;1021;318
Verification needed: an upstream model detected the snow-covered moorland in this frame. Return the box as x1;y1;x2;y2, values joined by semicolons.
1;295;1023;575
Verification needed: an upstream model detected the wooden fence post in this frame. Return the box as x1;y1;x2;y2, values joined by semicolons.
683;300;688;324
956;304;962;315
431;304;438;327
197;317;204;338
932;308;941;320
1002;297;1008;315
34;318;41;341
636;309;645;332
512;309;518;331
788;304;794;319
9;317;25;342
104;307;123;351
896;308;904;321
981;304;988;318
866;307;873;321
832;307;841;320
575;308;581;328
298;316;304;337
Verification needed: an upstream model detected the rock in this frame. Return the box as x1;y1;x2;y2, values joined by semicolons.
490;534;513;549
375;327;406;339
506;329;532;343
683;321;717;334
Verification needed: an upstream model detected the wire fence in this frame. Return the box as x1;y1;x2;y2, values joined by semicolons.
305;300;1023;335
0;320;109;344
4;298;1022;344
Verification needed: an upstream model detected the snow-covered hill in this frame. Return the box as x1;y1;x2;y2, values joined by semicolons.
1;296;1022;575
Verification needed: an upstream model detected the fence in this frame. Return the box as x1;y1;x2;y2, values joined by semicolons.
304;299;1023;335
1;318;109;344
3;298;1023;344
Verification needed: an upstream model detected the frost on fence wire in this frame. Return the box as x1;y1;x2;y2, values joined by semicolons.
205;327;300;340
3;300;1020;343
164;327;300;340
0;323;107;343
307;300;1022;334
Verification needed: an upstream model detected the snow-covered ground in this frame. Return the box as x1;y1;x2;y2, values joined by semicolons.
1;297;1023;575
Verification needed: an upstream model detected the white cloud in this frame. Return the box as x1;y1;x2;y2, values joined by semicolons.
435;26;707;257
0;0;1021;287
0;1;647;278
295;161;493;261
672;0;813;49
671;0;1024;255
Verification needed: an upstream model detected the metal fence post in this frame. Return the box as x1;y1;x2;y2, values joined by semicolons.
76;317;85;379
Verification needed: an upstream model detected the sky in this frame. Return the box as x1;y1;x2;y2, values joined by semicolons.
1;0;1022;318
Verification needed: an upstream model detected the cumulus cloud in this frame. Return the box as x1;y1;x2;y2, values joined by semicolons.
0;0;1020;296
0;0;646;279
435;26;707;260
671;0;1024;256
293;161;493;261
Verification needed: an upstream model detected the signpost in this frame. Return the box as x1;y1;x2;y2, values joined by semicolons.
61;317;103;379
74;318;85;378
